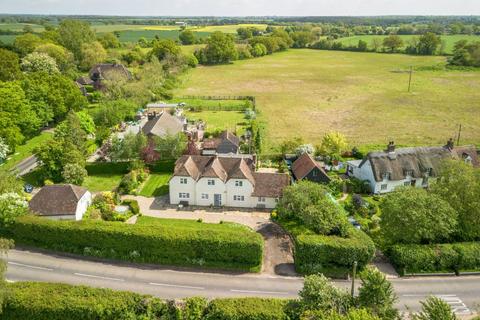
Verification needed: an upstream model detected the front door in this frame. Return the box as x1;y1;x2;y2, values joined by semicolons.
411;179;416;186
214;194;222;207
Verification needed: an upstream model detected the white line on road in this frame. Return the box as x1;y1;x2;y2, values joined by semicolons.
149;282;205;290
230;289;289;295
8;261;53;271
74;273;125;282
5;279;15;283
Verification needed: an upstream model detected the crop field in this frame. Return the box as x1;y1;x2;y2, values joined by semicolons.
175;49;480;152
336;35;480;54
113;29;211;42
191;24;267;33
0;23;45;32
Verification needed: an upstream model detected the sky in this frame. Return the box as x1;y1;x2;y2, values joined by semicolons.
0;0;479;16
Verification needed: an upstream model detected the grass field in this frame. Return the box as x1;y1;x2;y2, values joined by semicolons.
336;35;480;55
0;23;45;32
136;216;251;231
175;49;480;152
191;24;267;33
114;30;211;42
0;132;53;173
82;174;122;192
139;173;171;197
184;110;248;135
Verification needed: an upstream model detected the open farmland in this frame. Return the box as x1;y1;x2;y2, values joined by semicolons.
175;49;480;152
336;34;480;54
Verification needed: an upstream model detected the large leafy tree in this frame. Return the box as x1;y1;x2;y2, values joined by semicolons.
13;33;44;56
21;52;59;74
109;133;147;162
319;131;348;157
0;171;23;195
431;160;480;241
179;30;196;45
58;19;96;62
98;32;120;49
0;48;22;81
358;267;399;320
152;133;187;160
0;193;28;227
383;35;404;52
416;32;442;55
277;181;349;236
0;138;9;163
80;41;107;71
380;187;458;244
34;43;76;75
202;31;238;64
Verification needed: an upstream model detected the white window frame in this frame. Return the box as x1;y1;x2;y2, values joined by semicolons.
201;193;209;200
381;184;388;191
180;178;188;184
207;179;215;186
258;197;266;203
235;180;243;187
233;195;245;201
179;192;190;199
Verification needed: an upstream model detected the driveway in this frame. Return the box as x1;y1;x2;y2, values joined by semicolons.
122;196;296;276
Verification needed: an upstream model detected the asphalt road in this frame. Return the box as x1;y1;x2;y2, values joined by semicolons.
4;249;480;316
13;155;38;176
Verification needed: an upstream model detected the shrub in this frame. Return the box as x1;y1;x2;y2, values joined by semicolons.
294;227;375;276
387;242;480;275
412;296;457;320
85;162;130;175
205;298;288;320
3;215;263;271
2;282;167;320
122;199;140;215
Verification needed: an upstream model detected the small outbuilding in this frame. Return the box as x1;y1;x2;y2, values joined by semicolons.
29;184;92;221
291;152;331;184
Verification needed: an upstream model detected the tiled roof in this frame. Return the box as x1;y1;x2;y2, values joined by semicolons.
252;172;290;197
292;152;328;180
142;112;184;137
29;184;88;216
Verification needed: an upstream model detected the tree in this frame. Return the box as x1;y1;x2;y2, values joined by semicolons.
151;39;181;61
201;31;238;64
0;137;9;163
370;38;382;52
0;192;28;227
0;237;13;316
319;131;348;156
21;52;59;74
431;160;480;241
13;33;44;56
54;111;88;154
299;274;351;315
280;136;304;154
152;133;187;159
412;296;457;320
250;43;267;57
416;32;442;55
277;181;349;236
98;32;120;49
62;163;87;185
58;19;96;62
295;144;315;156
80;41;107;70
380;187;458;244
0;48;22;81
35;43;76;74
357;40;368;52
291;31;315;48
0;171;23;195
358;267;399;320
179;30;196;45
109;133;147;162
449;40;480;67
383;35;404;53
76;111;96;135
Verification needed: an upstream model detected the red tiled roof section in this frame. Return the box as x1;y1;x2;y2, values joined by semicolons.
29;184;87;216
252;172;290;197
292;153;323;180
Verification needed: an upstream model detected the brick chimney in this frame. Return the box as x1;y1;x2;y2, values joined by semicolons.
386;141;396;153
445;138;454;150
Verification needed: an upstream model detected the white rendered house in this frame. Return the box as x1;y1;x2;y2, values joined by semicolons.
169;155;289;209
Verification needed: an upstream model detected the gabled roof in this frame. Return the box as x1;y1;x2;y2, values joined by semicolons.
220;131;240;147
359;144;477;182
203;131;240;150
292;152;328;180
88;63;132;81
142;112;184;137
29;184;88;216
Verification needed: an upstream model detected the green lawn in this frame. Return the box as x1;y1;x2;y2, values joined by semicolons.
82;174;123;192
0;132;53;173
183;110;248;136
136;216;251;231
175;49;480;152
139;173;171;197
336;34;480;55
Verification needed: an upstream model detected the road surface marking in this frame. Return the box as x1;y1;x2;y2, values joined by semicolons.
149;282;204;290
8;261;53;271
437;295;471;315
5;279;15;283
230;289;289;295
74;273;125;282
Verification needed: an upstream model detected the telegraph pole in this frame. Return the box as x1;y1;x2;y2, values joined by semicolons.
408;66;413;92
457;124;462;146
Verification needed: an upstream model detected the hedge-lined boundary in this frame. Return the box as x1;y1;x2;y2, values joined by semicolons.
2;282;167;320
86;160;175;175
2;216;263;272
294;228;376;277
387;242;480;276
3;283;289;320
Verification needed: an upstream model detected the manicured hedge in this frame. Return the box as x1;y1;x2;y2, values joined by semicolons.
387;242;480;275
2;216;263;271
86;162;130;175
148;160;175;173
294;228;376;276
122;199;140;214
205;298;289;320
2;282;167;320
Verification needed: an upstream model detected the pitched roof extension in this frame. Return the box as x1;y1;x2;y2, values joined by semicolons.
29;184;88;216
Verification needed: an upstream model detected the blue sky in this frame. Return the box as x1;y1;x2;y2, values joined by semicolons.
0;0;479;16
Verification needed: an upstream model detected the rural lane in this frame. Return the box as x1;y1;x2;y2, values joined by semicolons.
4;248;479;316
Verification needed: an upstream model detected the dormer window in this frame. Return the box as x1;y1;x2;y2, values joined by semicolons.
235;180;243;187
382;172;391;180
180;178;187;184
207;179;215;186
